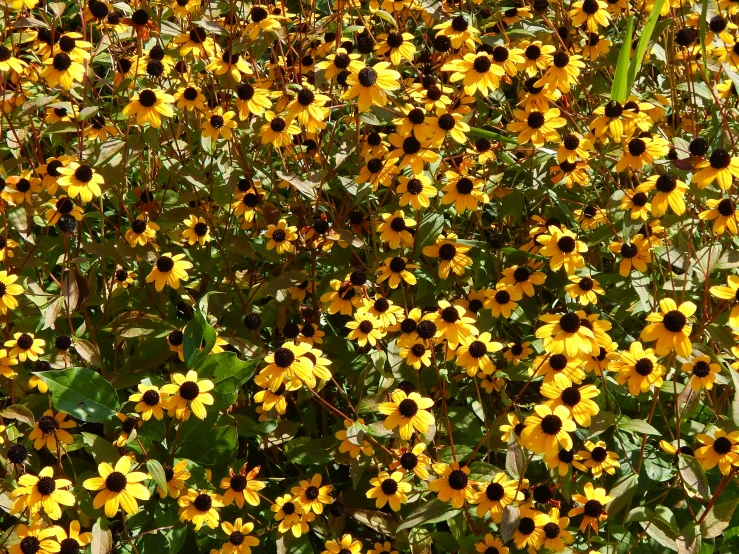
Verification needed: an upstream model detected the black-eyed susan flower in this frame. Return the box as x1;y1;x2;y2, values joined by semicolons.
504;341;533;365
346;312;385;347
640;298;696;358
636;173;688;216
620;189;651;221
508;108;567;147
615;135;670;171
608;234;651;276
378;389;435;440
220;465;265;508
399;337;433;369
10;465;75;520
429;462;475;508
695;430;739;474
565;275;604;305
157;460;191;499
178;489;223;530
82;456;150;517
235;81;272;119
316;48;362;79
366;471;411;510
512;505;546;551
8;523;60;554
442;52;504;96
569;0;610;31
260;112;301;148
0;270;23;314
181;215;211;246
389;443;431;480
545;448;577;476
220;519;260;554
146;253;193;291
56;161;104;203
433;15;480;49
376;256;418;288
536;311;596;357
376;31;416;64
475;534;509;554
609;341;664;396
440;170;487;212
54;521;93;554
128;383;166;420
541;375;600;426
700;197;739;235
0;348;18;378
161;370;214;420
484;285;522;318
291;473;333;514
455;332;503;376
710;275;739;326
122;88;175;128
574;440;620;477
693;148;739;190
426;109;470;146
534;352;586;384
321;534;362;554
568;482;613;532
537;226;587;274
377;210;415;249
472;472;522;522
342;62;400;112
682;355;721;391
521;404;577;456
202;107;238;141
41;53;85;89
5;332;45;361
386;133;439;174
422;233;472;278
535;51;585;93
271;494;308;537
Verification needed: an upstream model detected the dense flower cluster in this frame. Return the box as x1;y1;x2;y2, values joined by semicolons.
1;0;739;551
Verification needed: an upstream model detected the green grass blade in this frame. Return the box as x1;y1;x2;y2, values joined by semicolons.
611;15;635;103
468;126;518;145
626;0;665;93
700;0;710;79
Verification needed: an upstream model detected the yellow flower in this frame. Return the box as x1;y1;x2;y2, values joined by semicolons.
178;489;223;530
574;440;620;477
9;523;60;554
146;253;193;291
640;298;696;358
129;383;166;420
0;270;23;313
429;462;476;508
221;519;260;554
342;62;401;111
56;161;104;203
10;465;75;520
693;148;739;190
322;534;363;554
82;456;150;517
442;52;504;96
682;355;721;391
537;226;588;274
378;389;435;440
568;482;613;532
161;370;215;420
181;215;211;246
5;332;45;361
292;473;334;514
157;459;191;499
366;471;411;510
422;233;473;278
695;430;739;474
260;111;301;148
609;341;665;396
377;210;415;249
472;473;522;522
122;88;175;128
265;219;298;254
202;107;238;141
455;332;503;376
507;108;567;147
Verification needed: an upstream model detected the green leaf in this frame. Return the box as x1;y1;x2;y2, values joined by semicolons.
346;421;367;447
610;15;634;103
82;432;119;464
2;404;35;427
194;352;259;410
607;474;639;516
91;519;112;554
468;126;518;145
284;436;334;465
416;212;445;252
105;310;175;337
397;499;460;531
36;367;119;423
147;459;169;493
678;455;710;500
348;508;398;536
700;499;739;539
176;422;238;466
729;366;739;426
625;0;665;94
183;312;216;368
617;416;660;435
